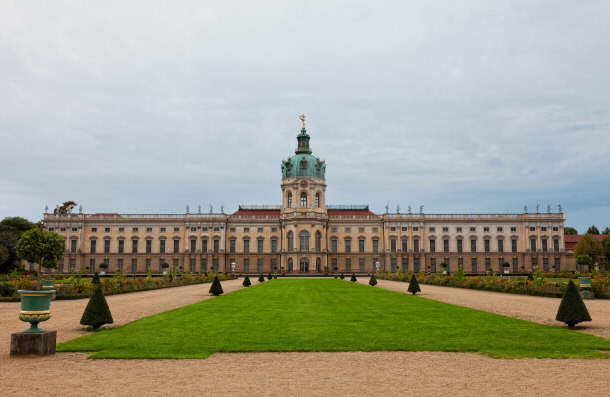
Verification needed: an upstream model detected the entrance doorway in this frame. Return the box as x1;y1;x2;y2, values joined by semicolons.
300;257;309;273
316;257;321;272
287;258;293;273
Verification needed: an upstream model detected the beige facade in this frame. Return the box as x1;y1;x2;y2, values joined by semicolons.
43;124;568;275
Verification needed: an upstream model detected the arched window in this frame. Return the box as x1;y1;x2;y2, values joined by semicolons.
287;193;292;208
300;192;307;207
315;193;320;208
287;231;294;251
299;230;310;252
315;231;322;251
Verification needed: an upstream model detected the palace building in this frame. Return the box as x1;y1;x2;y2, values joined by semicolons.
43;117;568;275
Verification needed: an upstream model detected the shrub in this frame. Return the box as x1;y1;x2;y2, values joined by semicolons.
267;273;272;280
258;274;265;283
80;286;114;329
556;279;592;329
407;275;421;295
0;281;16;297
209;276;224;296
350;273;357;282
99;263;108;270
369;274;377;286
340;273;345;279
92;272;101;285
242;275;251;287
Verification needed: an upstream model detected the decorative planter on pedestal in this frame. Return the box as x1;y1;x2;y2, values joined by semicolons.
17;290;56;333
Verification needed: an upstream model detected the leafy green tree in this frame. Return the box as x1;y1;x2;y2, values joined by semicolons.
16;223;64;290
602;236;610;269
258;274;265;283
556;280;591;329
602;227;610;235
368;274;377;286
407;274;421;295
574;234;604;271
350;273;357;282
53;201;77;215
80;285;113;329
0;216;34;234
576;255;593;272
209;276;223;296
564;227;578;235
0;217;35;274
242;275;251;287
586;225;600;235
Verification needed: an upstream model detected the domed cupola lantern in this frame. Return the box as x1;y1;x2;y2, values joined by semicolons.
281;115;326;180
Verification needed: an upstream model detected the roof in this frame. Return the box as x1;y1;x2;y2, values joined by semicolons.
328;209;378;219
565;234;608;250
230;209;280;219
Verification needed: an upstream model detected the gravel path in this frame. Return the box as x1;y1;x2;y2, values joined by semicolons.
1;278;609;396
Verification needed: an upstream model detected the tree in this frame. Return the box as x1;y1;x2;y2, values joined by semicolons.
267;273;272;280
53;201;77;215
350;273;357;282
368;274;377;286
80;285;113;329
0;217;35;274
576;255;593;272
340;273;345;279
574;234;604;270
602;227;610;235
242;275;251;287
209;276;223;296
258;274;265;283
0;216;34;234
92;272;101;285
407;274;421;295
555;279;591;329
602;236;610;270
16;223;64;290
586;225;600;235
564;227;578;235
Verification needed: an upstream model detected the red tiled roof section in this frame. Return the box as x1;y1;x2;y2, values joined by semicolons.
565;234;608;250
328;209;379;219
230;209;280;217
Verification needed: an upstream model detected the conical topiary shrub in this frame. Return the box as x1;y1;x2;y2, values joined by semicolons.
267;273;272;280
80;286;113;330
369;274;377;286
407;274;421;295
209;276;224;296
350;273;357;282
340;273;345;280
242;275;251;287
92;272;101;286
556;279;592;329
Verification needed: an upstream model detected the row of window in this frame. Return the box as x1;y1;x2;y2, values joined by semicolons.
287;192;321;208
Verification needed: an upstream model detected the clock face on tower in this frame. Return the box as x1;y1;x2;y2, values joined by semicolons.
300;180;308;188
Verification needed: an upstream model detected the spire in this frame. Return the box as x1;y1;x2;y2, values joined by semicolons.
295;114;312;154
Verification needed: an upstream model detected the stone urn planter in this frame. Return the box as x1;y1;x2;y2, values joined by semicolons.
17;289;56;333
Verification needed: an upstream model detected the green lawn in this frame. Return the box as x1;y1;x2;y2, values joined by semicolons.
57;278;610;359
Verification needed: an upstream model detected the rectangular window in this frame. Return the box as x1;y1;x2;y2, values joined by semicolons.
390;257;396;272
552;227;559;232
174;227;180;232
443;239;449;253
190;258;196;273
213;239;219;253
389;227;396;232
271;227;278;232
390;239;396;252
442;227;449;232
145;258;151;273
201;227;207;232
91;227;97;232
471;258;477;273
401;226;408;232
483;227;490;232
485;258;491;271
173;239;180;253
89;258;95;272
512;239;518;252
69;258;75;270
457;239;463;253
173;258;179;268
133;227;139;232
414;258;420;273
498;239;504;253
331;258;337;271
554;257;560;269
201;239;207;253
104;227;110;233
430;258;436;273
345;258;351;272
119;227;125;232
470;239;476;252
541;238;548;252
243;258;250;273
372;227;379;232
118;258;125;272
429;227;435;232
160;227;166;232
553;238;560;252
159;258;165;272
372;239;379;253
146;239;152;253
271;258;277;272
530;238;537;251
90;239;97;254
244;227;250;233
484;240;490;253
543;257;549;272
60;227;66;232
104;239;110;254
402;257;408;272
257;227;264;233
456;227;462;232
331;239;337;253
512;258;519;273
457;257;463;269
331;227;337;233
212;258;219;271
159;239;166;253
429;239;435;253
359;239;365;253
71;227;77;232
229;239;236;253
541;227;547;232
213;227;220;232
360;227;366;233
190;227;197;232
118;239;124;253
529;227;536;232
132;239;138;254
413;239;419;252
257;258;264;273
244;239;250;253
147;227;153;233
190;239;196;252
257;239;264;253
510;227;517;232
229;227;236;233
71;239;77;253
497;227;503;232
345;227;351;232
271;239;278;253
359;257;365;272
344;239;351;253
201;258;207;272
48;227;55;232
470;227;476;232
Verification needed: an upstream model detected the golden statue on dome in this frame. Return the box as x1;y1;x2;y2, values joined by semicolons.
299;114;306;129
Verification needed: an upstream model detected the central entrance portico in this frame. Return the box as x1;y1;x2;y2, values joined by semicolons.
300;257;309;273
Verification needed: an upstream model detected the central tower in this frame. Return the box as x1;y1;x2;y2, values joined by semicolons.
280;115;328;273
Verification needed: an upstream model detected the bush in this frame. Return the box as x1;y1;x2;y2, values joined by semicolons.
80;286;114;329
92;272;101;285
350;273;357;282
258;274;265;283
0;281;16;297
340;273;345;280
369;274;377;286
209;276;224;296
556;280;592;328
242;275;251;287
267;273;273;280
407;275;421;295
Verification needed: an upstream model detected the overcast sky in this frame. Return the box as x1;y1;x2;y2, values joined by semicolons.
1;1;609;233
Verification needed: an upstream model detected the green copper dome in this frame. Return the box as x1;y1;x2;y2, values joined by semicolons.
281;128;326;179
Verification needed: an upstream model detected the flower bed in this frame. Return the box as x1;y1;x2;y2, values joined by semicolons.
0;272;233;301
377;271;610;299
